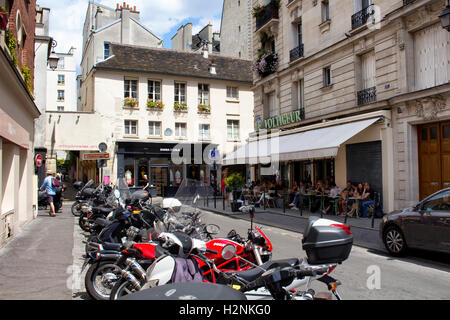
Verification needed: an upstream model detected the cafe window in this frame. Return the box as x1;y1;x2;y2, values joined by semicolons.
124;120;138;136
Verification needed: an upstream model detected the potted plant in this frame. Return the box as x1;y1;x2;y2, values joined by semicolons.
147;99;164;110
252;50;279;78
0;7;8;30
124;97;138;108
225;173;245;212
174;102;188;112
198;104;211;113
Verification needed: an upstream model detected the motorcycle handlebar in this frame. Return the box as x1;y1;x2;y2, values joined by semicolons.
205;248;218;254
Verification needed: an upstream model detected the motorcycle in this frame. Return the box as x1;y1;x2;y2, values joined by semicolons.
113;216;353;300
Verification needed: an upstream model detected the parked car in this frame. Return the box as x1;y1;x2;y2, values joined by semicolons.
380;188;450;256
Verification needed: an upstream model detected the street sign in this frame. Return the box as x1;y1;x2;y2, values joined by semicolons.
35;154;43;167
82;153;110;161
208;149;220;161
98;142;107;152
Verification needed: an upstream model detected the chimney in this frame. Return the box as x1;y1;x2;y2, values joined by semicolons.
202;44;209;59
209;61;217;75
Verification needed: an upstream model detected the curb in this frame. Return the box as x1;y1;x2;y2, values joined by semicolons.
201;206;386;254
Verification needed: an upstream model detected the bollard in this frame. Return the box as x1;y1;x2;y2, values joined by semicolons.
344;197;348;224
214;190;217;209
299;194;303;216
263;191;266;210
223;194;225;211
283;194;286;214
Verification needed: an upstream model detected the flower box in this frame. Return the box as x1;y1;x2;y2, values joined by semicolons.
198;104;211;113
174;102;188;112
252;52;278;78
147;99;164;110
124;97;138;108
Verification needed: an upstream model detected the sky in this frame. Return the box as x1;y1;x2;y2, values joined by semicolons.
36;0;224;74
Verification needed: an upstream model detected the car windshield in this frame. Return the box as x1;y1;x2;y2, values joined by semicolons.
422;190;450;211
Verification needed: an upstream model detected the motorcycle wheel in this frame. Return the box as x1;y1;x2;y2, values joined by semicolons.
110;278;141;300
71;201;82;217
85;261;123;300
78;212;92;233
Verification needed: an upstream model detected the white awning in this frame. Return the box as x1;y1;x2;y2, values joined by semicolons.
223;117;380;165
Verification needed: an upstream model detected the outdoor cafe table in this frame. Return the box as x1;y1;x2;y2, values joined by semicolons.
348;196;363;218
328;195;343;215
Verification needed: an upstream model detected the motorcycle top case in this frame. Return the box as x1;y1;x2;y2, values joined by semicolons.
73;181;84;190
302;217;353;265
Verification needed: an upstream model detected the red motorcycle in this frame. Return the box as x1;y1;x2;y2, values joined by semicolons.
108;207;273;299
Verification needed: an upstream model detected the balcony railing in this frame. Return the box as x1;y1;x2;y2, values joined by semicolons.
255;1;279;31
357;87;377;106
290;44;304;62
403;0;416;5
351;4;375;30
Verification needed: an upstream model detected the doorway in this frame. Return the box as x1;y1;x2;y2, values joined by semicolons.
418;121;450;200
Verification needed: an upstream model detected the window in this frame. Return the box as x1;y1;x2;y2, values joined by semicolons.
124;79;138;99
292;79;304;110
174;82;186;104
57;106;64;111
361;51;376;90
199;124;210;140
175;123;187;138
104;42;110;59
227;120;240;140
57;74;65;85
226;86;239;100
124;120;138;136
148;80;161;101
422;190;450;211
323;66;332;87
148;121;162;137
58;57;65;69
198;84;210;105
267;92;278;117
57;90;65;101
321;0;330;22
414;23;450;90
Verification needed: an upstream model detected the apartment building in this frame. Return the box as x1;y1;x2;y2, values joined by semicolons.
0;0;40;247
224;0;450;213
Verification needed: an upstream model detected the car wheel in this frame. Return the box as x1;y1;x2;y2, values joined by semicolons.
383;225;407;256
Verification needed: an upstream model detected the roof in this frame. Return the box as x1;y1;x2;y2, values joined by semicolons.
95;43;253;83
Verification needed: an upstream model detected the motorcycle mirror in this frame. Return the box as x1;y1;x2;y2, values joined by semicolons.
193;194;200;205
205;224;220;235
221;244;237;261
114;189;121;199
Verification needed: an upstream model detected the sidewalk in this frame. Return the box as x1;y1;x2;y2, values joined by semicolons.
200;198;386;252
0;205;75;300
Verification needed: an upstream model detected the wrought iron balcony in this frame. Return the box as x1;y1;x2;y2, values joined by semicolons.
290;44;304;62
351;4;375;30
403;0;416;5
357;86;377;106
255;1;280;31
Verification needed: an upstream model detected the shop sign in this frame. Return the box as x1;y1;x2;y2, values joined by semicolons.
82;153;110;161
255;110;304;131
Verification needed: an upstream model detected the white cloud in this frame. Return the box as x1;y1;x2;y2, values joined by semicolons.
37;0;224;73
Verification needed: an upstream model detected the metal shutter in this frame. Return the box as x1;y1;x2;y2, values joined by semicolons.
346;141;383;195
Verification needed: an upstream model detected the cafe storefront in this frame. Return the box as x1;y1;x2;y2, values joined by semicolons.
223;110;395;213
116;141;214;197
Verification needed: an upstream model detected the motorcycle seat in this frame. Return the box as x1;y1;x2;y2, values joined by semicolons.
94;218;112;227
93;207;114;214
101;242;123;251
229;258;300;283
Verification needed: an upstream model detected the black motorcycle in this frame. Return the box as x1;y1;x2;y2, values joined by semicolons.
38;184;66;212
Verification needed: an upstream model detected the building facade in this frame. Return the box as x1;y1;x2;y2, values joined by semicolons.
225;0;450;213
46;43;254;195
220;0;253;59
0;0;40;247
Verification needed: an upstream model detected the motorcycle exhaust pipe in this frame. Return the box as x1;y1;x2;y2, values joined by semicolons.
120;269;142;290
125;258;147;281
96;252;122;260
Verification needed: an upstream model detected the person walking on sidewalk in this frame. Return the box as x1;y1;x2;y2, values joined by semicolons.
40;169;57;217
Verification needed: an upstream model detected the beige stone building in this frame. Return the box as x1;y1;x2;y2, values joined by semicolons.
224;0;450;213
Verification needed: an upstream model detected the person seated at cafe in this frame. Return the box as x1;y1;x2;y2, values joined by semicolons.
289;181;299;203
310;181;325;212
361;182;375;217
347;183;364;217
322;183;342;215
339;181;355;215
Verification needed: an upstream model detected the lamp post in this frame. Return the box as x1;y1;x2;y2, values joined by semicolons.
48;40;59;71
440;0;450;31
